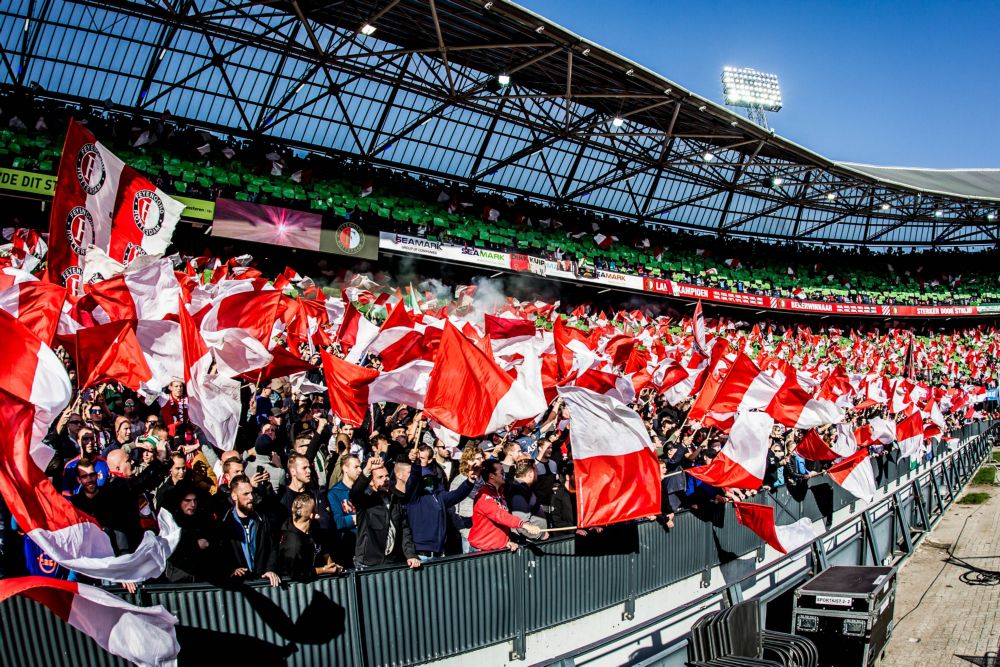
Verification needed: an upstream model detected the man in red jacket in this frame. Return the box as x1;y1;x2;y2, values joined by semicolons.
469;459;543;552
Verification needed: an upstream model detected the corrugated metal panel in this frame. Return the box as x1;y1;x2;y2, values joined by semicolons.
143;575;361;666
713;503;763;559
636;510;713;595
357;550;518;666
525;526;633;631
0;596;127;666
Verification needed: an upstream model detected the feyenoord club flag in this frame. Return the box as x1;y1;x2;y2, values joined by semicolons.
47;120;122;293
107;165;184;267
47;120;183;293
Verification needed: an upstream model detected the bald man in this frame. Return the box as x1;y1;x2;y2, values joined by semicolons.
102;444;169;552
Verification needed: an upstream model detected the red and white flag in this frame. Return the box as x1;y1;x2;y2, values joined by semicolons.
687;411;774;489
179;298;241;450
826;449;877;502
0;275;66;344
424;322;545;436
47;120;124;292
358;302;426;371
692;300;708;356
321;349;380;426
687;353;781;430
765;375;843;429
83;256;181;323
0;577;180;667
793;430;840;462
556;385;660;527
895;412;925;459
106;165;184;267
733;502;819;555
0;310;180;581
47;120;183;292
74;321;154;391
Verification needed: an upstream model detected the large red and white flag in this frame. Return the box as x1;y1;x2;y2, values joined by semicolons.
556;385;660;527
107;170;184;267
895;412;925;459
0;577;180;667
179;298;241;450
83;256;181;323
47;120;123;292
687;353;781;430
793;429;840;462
47;120;183;292
424;322;545;436
765;375;843;429
0;274;66;344
687;411;774;489
826;449;877;502
733;502;819;555
0;310;180;581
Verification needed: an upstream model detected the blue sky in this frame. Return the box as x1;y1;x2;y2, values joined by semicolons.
523;1;1000;169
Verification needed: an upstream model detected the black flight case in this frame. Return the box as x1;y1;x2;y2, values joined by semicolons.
791;565;896;667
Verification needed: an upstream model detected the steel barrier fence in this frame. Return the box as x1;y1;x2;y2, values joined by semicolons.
0;422;994;667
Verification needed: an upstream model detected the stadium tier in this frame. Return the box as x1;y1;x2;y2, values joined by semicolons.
1;101;999;311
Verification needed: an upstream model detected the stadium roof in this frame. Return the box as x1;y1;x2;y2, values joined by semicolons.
2;0;999;247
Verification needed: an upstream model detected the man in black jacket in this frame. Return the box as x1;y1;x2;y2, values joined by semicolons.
217;475;281;587
349;457;421;570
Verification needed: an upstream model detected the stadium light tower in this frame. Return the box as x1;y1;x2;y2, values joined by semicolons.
721;66;782;129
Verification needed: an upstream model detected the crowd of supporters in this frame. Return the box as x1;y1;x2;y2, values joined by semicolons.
2;92;999;307
0;252;995;590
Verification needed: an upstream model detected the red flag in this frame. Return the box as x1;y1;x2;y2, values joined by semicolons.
692;300;707;356
557;385;660;528
0;309;179;581
46;120;122;292
0;278;66;344
733;502;818;554
827;449;877;501
424;322;544;436
793;430;840;461
687;412;773;489
321;349;379;427
74;321;153;390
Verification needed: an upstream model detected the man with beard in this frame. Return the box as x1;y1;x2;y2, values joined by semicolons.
218;475;281;587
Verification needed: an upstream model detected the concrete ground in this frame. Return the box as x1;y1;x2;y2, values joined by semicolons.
883;457;1000;667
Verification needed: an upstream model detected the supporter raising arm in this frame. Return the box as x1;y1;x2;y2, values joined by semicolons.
349;457;421;570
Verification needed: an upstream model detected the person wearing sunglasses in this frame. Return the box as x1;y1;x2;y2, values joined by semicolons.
60;427;110;496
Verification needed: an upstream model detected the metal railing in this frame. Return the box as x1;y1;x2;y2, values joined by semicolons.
0;422;994;667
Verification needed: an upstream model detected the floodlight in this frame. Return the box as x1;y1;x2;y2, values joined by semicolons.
497;73;511;86
582;47;591;56
771;176;784;187
612;116;624;127
988;213;997;222
721;67;782;112
934;209;944;218
360;23;376;36
484;1;494;8
702;152;715;162
826;193;836;201
880;203;890;210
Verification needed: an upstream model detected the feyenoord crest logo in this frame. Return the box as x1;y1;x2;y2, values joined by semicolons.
123;242;147;265
61;266;83;292
335;222;365;255
65;206;94;255
133;189;165;236
76;143;106;194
